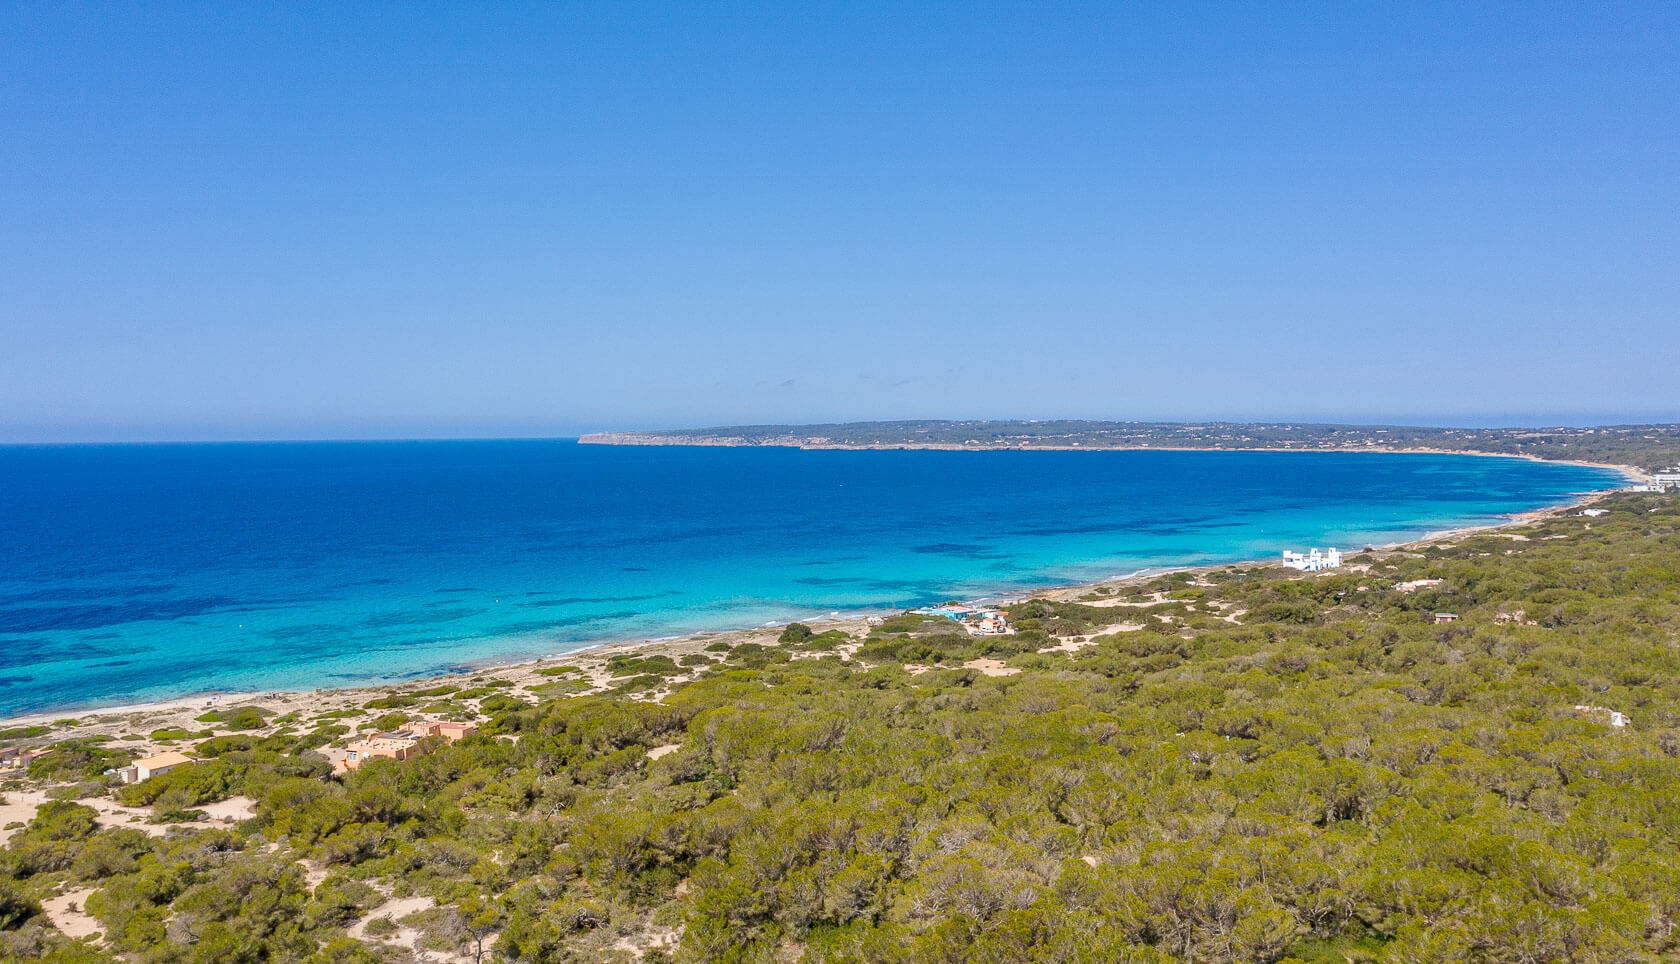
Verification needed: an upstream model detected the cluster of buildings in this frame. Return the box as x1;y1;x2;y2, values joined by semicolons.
916;605;1015;636
1;746;37;772
1281;548;1342;571
1634;470;1680;492
340;719;478;772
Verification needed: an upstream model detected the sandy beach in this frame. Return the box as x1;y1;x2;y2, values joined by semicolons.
0;479;1619;766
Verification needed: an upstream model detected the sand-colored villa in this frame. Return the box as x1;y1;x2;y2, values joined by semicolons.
341;720;479;771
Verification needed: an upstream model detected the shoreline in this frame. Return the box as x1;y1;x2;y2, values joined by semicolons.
0;479;1620;731
578;436;1654;479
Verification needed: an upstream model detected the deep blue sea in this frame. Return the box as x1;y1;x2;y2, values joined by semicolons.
0;441;1622;716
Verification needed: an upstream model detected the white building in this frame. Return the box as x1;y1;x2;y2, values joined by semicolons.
1652;472;1680;491
131;751;194;782
1282;548;1342;571
1574;705;1629;728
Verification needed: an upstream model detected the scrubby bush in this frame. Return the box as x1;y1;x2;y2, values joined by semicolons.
5;495;1680;963
194;706;270;730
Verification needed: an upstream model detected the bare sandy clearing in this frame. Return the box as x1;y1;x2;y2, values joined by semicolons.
198;795;257;823
348;894;436;941
42;886;102;940
0;788;47;846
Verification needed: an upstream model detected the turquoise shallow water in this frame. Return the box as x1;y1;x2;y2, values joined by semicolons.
0;441;1623;715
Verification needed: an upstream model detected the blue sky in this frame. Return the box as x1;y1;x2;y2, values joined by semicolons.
2;3;1676;441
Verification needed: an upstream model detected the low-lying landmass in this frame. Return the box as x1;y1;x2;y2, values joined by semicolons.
581;419;1680;473
4;489;1679;962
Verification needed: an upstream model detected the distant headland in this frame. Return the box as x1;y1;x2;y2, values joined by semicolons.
580;419;1680;473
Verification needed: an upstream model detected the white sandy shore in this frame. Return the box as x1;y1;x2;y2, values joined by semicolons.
0;477;1627;735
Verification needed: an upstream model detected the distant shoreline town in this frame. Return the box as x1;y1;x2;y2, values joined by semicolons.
581;419;1680;474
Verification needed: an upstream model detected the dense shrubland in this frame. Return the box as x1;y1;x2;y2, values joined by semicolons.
5;494;1680;962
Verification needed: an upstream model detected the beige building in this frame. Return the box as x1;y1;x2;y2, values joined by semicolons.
130;751;195;782
341;719;479;771
343;735;424;769
409;720;479;741
0;747;35;771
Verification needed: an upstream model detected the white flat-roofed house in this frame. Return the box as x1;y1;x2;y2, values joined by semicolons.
133;751;195;782
1653;472;1680;491
1282;548;1342;572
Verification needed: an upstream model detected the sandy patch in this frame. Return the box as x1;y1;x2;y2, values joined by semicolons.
41;886;102;940
82;796;169;835
1038;639;1094;655
646;744;681;760
299;859;329;890
962;659;1020;677
0;789;178;843
1037;623;1149;654
197;795;257;823
1073;591;1173;608
348;894;436;941
615;926;681;956
0;788;47;846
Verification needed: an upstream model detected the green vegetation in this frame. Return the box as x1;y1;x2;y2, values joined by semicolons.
0;727;50;742
585;420;1680;471
192;706;271;731
26;740;130;783
5;494;1680;962
604;653;682;678
147;728;210;742
528;680;593;699
360;695;418;711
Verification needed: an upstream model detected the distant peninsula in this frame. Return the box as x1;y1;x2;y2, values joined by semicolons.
580;419;1680;472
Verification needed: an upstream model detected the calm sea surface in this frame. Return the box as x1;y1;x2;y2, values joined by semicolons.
0;442;1622;715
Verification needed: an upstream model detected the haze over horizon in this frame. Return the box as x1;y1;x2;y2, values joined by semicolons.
4;4;1677;442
